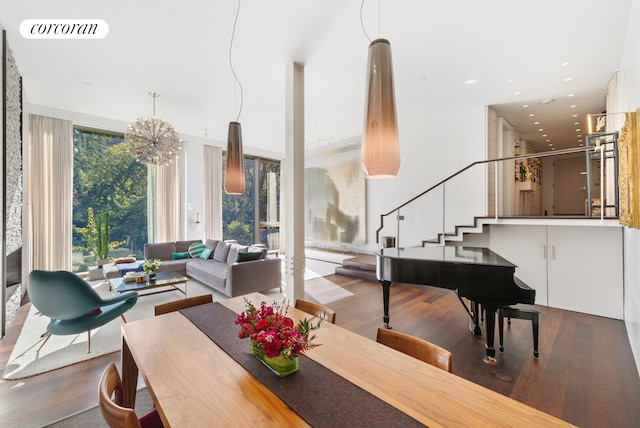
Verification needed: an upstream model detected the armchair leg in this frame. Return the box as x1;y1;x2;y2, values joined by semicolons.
37;333;52;352
87;331;91;353
121;314;128;323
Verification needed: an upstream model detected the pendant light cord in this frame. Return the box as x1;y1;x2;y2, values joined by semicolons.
229;0;244;122
360;0;372;43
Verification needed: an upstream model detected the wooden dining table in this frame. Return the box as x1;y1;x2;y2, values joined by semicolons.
121;292;573;427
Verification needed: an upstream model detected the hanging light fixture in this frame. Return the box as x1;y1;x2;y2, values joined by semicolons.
125;92;182;166
360;0;400;179
224;0;246;195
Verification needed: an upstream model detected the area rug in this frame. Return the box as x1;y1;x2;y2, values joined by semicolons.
2;279;227;380
44;387;155;427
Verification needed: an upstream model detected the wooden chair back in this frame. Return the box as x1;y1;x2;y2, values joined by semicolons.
376;328;453;373
154;294;213;316
98;362;143;428
294;299;336;324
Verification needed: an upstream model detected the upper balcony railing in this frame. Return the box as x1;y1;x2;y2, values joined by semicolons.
376;133;618;249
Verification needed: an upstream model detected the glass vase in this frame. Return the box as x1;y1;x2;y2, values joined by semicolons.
250;339;265;359
263;354;299;377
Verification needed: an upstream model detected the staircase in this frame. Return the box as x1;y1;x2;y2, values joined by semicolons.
334;254;377;282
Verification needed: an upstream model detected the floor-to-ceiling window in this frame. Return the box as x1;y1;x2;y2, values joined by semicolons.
72;127;148;272
222;154;280;249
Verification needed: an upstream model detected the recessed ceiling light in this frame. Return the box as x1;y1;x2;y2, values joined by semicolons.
506;79;513;83
552;147;556;150
465;79;478;84
568;93;575;97
565;77;573;82
523;104;529;108
549;143;553;146
574;122;579;125
541;99;554;105
514;91;521;95
576;128;581;132
543;134;548;137
538;128;544;131
570;105;577;108
562;62;569;66
529;113;535;117
534;121;540;125
579;143;584;146
572;114;578;117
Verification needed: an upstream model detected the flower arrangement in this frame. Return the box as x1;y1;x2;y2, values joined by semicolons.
235;299;322;359
143;258;162;274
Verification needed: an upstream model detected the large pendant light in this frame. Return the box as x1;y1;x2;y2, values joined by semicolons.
225;121;245;194
224;0;246;195
361;2;400;179
362;39;400;178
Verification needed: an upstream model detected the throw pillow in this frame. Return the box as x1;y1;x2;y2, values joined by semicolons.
171;251;190;260
213;241;231;263
114;257;136;264
226;243;249;264
236;251;262;262
200;247;214;260
188;242;207;258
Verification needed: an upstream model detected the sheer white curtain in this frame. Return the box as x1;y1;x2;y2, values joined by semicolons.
279;160;286;255
30;115;73;270
154;147;185;242
204;145;222;240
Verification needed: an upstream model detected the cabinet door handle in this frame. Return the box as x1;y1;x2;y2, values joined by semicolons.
550;245;556;260
541;244;547;259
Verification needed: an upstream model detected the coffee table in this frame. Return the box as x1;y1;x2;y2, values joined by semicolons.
108;271;188;297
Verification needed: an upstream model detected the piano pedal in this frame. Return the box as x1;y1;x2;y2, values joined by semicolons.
483;356;498;366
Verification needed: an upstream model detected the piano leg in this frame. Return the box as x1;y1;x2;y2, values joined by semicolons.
482;303;499;365
380;280;392;328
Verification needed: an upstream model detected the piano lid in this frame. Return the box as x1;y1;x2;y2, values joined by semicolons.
377;246;517;269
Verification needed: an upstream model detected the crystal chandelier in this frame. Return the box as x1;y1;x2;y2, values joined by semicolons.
125;92;182;166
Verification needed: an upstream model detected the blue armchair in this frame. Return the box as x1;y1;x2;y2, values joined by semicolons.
27;270;138;353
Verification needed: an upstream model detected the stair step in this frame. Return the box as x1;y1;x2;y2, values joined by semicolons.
342;255;376;271
335;265;378;282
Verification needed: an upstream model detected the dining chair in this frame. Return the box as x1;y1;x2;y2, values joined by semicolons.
376;327;453;373
153;294;213;316
294;299;336;324
99;362;164;428
27;270;138;353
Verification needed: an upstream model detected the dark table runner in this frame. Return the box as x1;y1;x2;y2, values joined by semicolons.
181;302;427;428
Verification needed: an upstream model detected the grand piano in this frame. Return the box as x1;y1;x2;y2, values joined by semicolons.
377;246;535;363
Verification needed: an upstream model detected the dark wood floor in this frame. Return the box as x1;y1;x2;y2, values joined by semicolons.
2;273;640;427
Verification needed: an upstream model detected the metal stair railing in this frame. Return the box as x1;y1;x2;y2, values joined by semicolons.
376;145;612;247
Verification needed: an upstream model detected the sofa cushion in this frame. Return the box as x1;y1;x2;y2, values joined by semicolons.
226;243;249;264
188;242;207;258
144;242;176;261
205;239;221;249
236;251;262;262
186;259;228;288
213;241;231;263
200;247;214;260
248;245;268;259
172;251;190;260
176;240;203;253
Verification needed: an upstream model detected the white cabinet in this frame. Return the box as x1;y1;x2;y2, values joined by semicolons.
489;224;623;319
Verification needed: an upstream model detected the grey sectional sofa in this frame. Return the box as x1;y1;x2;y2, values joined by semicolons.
143;238;282;297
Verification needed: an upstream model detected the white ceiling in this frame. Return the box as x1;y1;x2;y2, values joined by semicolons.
0;0;634;155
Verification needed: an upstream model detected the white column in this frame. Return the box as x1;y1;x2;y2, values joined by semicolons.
284;62;305;303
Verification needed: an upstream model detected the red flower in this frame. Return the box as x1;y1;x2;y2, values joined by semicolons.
235;299;322;358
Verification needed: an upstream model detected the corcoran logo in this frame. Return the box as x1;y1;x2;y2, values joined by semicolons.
19;19;109;39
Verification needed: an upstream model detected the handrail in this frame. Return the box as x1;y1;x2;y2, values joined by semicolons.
375;145;598;243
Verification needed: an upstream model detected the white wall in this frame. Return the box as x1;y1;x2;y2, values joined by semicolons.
617;0;640;376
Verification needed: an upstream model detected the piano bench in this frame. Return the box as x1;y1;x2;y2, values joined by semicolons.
498;304;539;358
